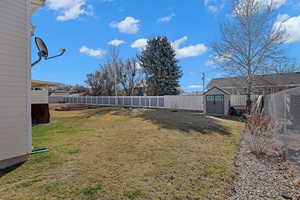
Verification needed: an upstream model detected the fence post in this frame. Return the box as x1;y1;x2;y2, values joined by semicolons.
283;93;288;159
139;96;142;108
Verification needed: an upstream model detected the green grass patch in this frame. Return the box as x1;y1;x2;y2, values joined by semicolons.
66;149;81;154
124;190;143;200
81;185;102;196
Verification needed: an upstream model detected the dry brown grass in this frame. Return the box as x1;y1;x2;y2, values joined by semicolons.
0;105;244;200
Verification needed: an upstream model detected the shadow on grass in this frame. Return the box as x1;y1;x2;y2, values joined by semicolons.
0;162;25;178
52;105;236;135
79;106;233;135
136;109;232;135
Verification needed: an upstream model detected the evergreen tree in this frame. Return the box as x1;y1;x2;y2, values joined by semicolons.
139;36;182;96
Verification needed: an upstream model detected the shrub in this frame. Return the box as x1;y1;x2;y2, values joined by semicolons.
245;113;282;157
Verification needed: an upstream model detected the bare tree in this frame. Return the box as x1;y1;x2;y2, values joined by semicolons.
85;67;115;96
212;0;287;112
118;57;142;96
270;58;300;73
85;50;119;96
71;84;89;95
85;48;142;96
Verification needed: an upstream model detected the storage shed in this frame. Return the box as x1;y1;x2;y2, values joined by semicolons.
204;87;231;115
0;0;44;169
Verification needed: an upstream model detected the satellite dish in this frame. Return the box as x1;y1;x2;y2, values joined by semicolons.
32;37;66;67
35;37;48;59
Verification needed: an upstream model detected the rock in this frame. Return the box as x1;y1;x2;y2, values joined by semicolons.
293;178;300;188
281;194;293;199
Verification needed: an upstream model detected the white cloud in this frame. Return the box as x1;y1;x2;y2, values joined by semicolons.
207;5;218;13
131;38;148;50
47;0;93;21
175;44;208;59
172;36;188;49
187;85;203;89
108;39;125;46
172;36;208;59
79;46;105;58
275;14;300;43
204;0;225;13
157;13;175;23
131;36;207;59
110;17;140;34
255;0;287;8
205;59;215;66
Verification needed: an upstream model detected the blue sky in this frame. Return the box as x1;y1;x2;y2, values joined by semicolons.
32;0;300;92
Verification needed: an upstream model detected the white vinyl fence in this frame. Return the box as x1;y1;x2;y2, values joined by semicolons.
49;96;204;111
49;95;258;111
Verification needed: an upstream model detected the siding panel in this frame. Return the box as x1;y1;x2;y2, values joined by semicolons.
0;0;31;162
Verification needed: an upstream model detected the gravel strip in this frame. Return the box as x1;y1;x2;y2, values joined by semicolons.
227;132;300;200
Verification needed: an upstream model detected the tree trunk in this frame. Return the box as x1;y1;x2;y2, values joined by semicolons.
246;79;252;114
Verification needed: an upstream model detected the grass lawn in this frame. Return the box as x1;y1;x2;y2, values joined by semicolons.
0;105;244;200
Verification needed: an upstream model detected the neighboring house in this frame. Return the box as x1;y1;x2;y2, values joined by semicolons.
181;92;204;96
50;90;72;97
32;80;58;124
32;80;57;104
207;72;300;95
0;0;44;169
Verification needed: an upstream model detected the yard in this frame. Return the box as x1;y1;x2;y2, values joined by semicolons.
0;106;244;200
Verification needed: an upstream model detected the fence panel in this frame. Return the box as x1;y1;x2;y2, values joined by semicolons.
230;95;260;107
264;87;300;169
164;96;203;111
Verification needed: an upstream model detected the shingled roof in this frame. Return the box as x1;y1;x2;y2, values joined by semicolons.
207;72;300;89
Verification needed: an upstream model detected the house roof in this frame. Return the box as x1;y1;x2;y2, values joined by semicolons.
207;72;300;89
32;80;58;88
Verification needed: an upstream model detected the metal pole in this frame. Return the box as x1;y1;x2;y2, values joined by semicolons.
202;72;205;92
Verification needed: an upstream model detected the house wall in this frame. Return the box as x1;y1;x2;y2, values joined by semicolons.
0;0;32;168
32;88;48;104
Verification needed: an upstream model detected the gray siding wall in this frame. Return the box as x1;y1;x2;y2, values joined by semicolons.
0;0;31;162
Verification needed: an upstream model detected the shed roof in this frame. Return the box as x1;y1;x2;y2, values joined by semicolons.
207;72;300;89
204;86;231;95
